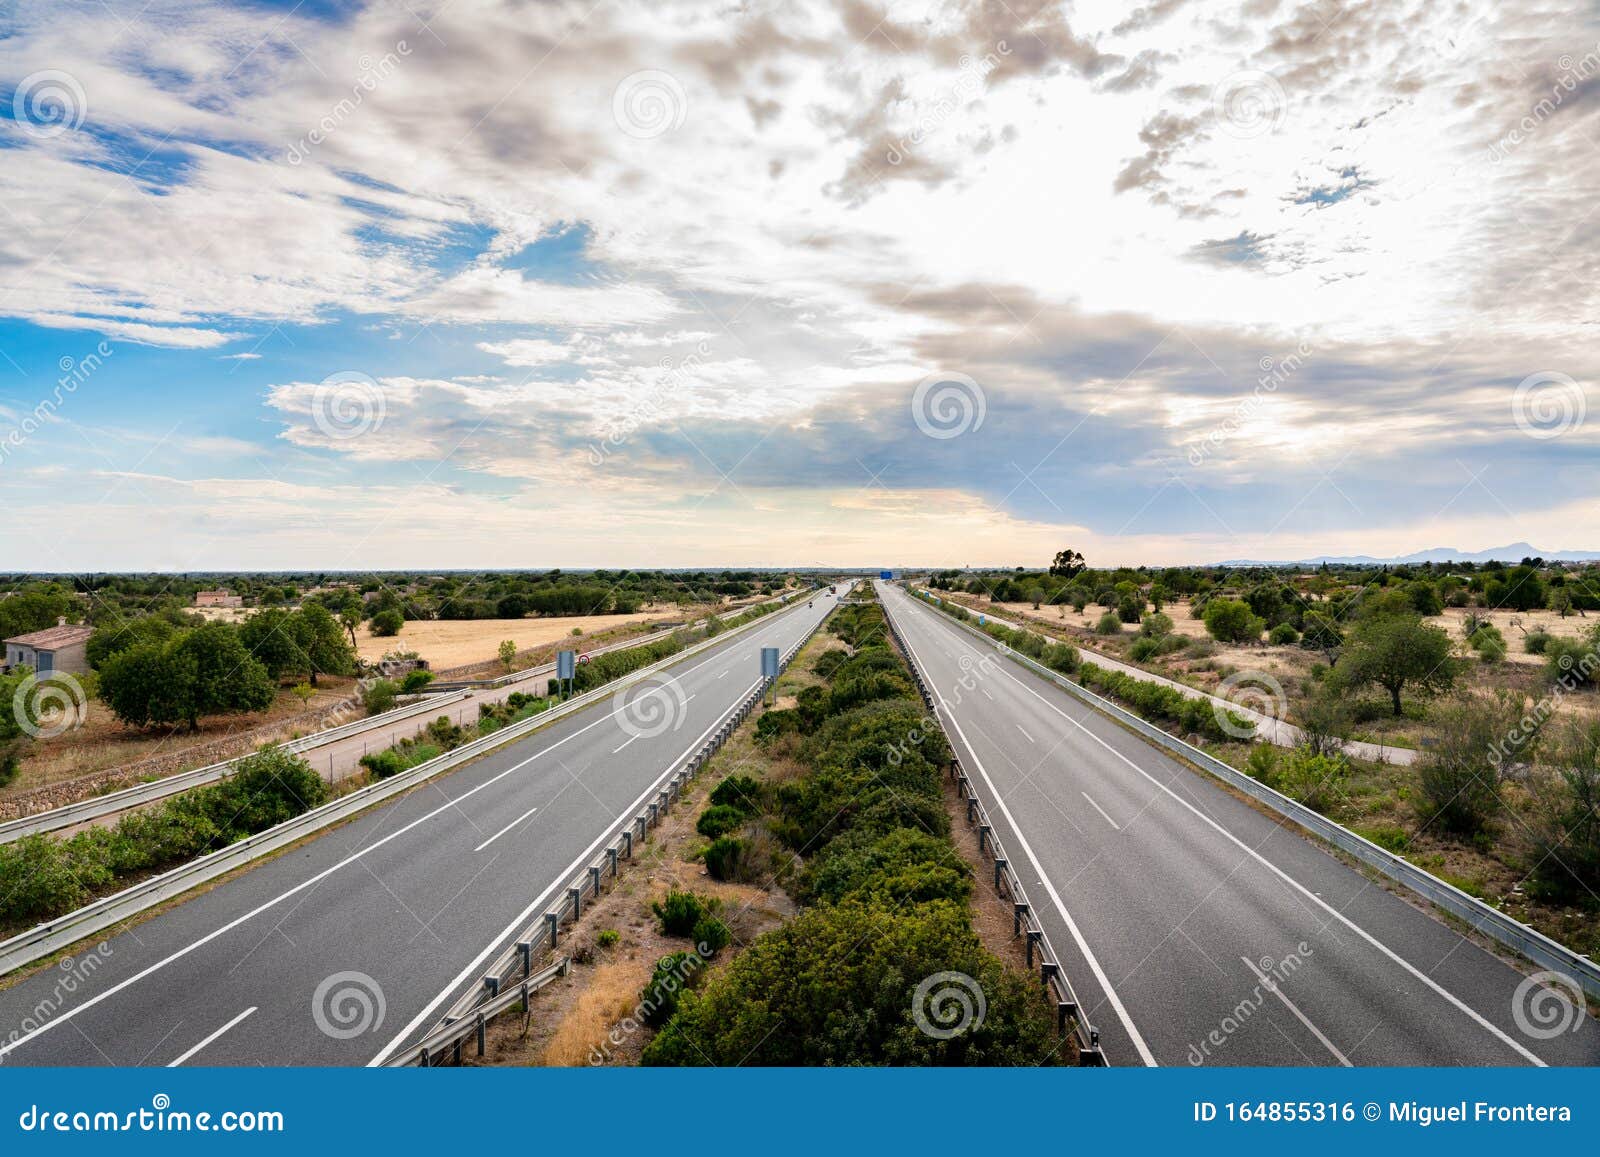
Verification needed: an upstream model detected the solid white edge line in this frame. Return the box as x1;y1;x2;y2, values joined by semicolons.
886;588;1155;1068
1241;956;1351;1066
473;805;541;854
0;603;815;1063
917;588;1549;1068
167;1006;257;1067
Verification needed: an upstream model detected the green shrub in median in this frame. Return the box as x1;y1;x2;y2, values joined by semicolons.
695;804;746;840
1077;662;1252;742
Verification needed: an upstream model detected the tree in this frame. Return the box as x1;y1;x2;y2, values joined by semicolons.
86;615;178;671
1203;598;1264;644
99;624;274;731
239;608;310;682
498;639;517;672
1335;612;1459;716
296;603;356;685
370;608;404;637
1049;549;1086;580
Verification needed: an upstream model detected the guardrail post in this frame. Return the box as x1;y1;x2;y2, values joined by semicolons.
568;886;582;919
545;912;559;945
621;830;633;858
607;847;619;878
1013;902;1028;937
483;976;500;998
589;865;602;895
1026;929;1041;967
1057;1001;1076;1033
966;798;977;823
1040;961;1059;988
978;823;991;854
647;802;659;827
993;857;1007;893
518;941;532;977
476;1013;486;1057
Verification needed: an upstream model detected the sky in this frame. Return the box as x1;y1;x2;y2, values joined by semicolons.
0;0;1597;571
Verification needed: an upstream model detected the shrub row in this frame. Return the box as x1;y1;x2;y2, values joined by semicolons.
1077;662;1253;742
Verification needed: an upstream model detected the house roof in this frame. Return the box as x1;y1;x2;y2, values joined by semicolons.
5;624;94;650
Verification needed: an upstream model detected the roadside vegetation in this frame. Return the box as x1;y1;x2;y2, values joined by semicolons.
919;551;1600;957
642;594;1066;1066
0;746;326;934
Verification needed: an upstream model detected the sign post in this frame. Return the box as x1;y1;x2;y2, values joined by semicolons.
556;649;576;700
760;646;780;705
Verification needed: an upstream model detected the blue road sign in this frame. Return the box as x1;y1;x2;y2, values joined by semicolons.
879;570;893;580
556;650;576;680
761;646;780;679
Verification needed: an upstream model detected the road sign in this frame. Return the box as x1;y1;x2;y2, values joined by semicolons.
556;650;575;681
978;615;985;625
879;570;893;580
760;647;780;679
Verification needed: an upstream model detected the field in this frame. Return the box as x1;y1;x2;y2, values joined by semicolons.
354;604;702;670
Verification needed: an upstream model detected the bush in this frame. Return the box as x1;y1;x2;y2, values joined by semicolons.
1203;599;1264;644
1042;642;1078;674
400;669;434;693
1077;663;1251;741
1526;720;1600;902
799;827;971;907
363;677;399;716
1417;694;1529;836
1140;612;1174;639
1094;612;1122;636
652;889;717;937
1268;623;1299;645
359;748;409;779
703;836;747;881
696;804;746;840
370;609;404;637
641;951;703;1027
1545;637;1600;686
1271;748;1351;813
642;900;1063;1066
1524;630;1553;654
692;913;731;954
709;774;763;814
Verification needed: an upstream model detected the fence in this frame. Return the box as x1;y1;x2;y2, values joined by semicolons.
906;586;1600;1004
879;599;1107;1067
387;609;830;1065
0;591;823;978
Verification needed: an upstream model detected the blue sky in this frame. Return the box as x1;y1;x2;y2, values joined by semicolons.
1;0;1597;569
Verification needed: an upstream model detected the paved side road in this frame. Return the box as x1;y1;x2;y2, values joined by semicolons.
0;591;841;1067
880;582;1599;1068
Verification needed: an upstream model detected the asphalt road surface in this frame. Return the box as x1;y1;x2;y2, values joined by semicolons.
879;581;1600;1068
0;591;840;1066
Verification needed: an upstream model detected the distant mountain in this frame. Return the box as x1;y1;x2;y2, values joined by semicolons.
1218;542;1600;567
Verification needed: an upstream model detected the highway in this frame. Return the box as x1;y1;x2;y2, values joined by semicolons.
878;582;1600;1067
0;591;839;1066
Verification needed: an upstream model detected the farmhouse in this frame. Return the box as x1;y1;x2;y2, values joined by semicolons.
3;622;93;676
195;589;243;608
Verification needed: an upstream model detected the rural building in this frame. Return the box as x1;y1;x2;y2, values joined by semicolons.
195;590;243;608
3;623;93;676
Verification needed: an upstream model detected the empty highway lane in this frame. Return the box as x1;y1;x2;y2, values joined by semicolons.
0;593;838;1067
879;582;1600;1068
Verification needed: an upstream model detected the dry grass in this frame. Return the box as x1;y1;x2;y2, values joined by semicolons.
355;604;705;668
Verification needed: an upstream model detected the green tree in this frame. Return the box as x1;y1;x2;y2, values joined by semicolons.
239;608;309;682
1203;598;1264;644
296;603;356;685
370;608;404;637
498;639;517;672
1335;613;1459;716
1049;549;1086;580
99;624;274;731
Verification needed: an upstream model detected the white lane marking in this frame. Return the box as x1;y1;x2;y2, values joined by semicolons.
370;677;765;1065
0;606;819;1063
167;1007;256;1067
473;805;541;853
1081;791;1121;831
889;600;1153;1068
717;669;729;679
1241;956;1351;1067
612;735;639;754
980;687;994;700
909;590;1548;1068
1016;724;1036;744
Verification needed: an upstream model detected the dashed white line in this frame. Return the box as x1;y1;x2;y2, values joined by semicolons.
167;1007;256;1067
612;735;640;754
1081;791;1121;831
473;805;541;853
1242;955;1351;1066
1016;724;1035;744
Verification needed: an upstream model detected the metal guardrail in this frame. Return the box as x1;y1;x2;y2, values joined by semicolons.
880;599;1107;1067
388;607;830;1066
0;597;809;844
903;586;1600;1003
0;592;823;978
0;690;475;845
